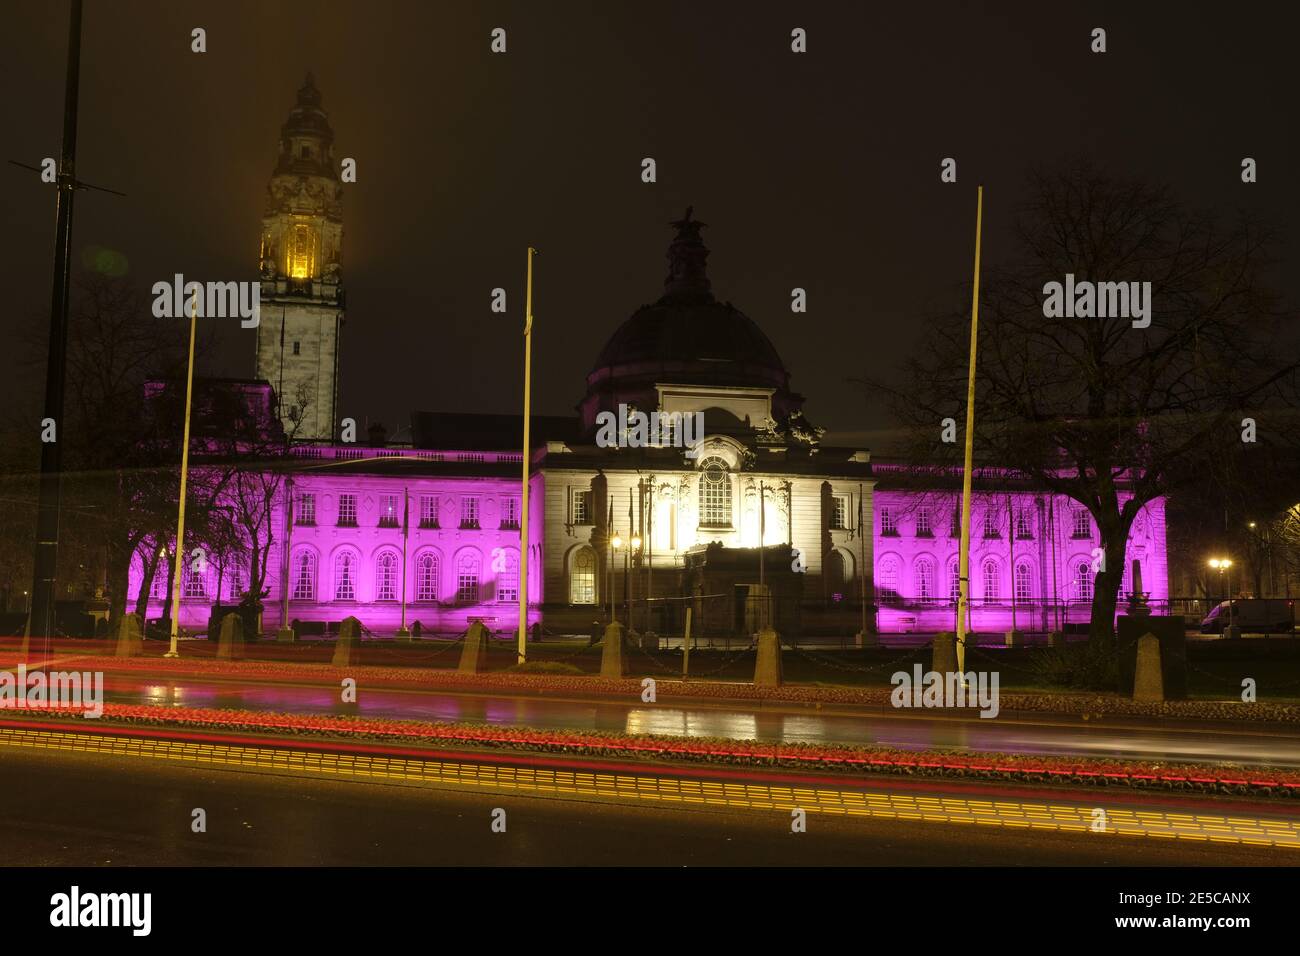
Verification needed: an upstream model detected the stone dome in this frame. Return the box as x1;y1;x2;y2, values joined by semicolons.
581;209;799;430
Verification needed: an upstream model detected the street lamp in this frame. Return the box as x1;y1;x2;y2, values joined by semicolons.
1208;557;1234;631
609;534;621;624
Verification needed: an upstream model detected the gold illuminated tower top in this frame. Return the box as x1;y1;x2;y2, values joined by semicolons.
254;73;345;442
258;73;344;290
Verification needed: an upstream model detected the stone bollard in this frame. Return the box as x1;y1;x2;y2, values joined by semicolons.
332;616;363;667
217;612;245;660
931;632;957;675
600;621;627;679
115;613;144;658
1004;629;1025;648
1132;633;1164;702
276;625;295;644
458;621;491;674
754;628;783;687
1047;631;1066;648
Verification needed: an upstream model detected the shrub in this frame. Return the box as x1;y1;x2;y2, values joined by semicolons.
1028;641;1118;691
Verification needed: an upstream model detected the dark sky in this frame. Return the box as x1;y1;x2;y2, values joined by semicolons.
2;1;1296;451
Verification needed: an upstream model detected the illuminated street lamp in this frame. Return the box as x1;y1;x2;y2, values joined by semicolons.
1208;557;1234;631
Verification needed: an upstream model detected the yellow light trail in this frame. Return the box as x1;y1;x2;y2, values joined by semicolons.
2;727;1298;849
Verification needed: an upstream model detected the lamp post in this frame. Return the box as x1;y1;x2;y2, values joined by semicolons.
608;531;619;623
164;291;200;658
1208;557;1234;632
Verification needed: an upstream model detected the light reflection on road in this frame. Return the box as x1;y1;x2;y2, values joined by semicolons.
109;677;1300;768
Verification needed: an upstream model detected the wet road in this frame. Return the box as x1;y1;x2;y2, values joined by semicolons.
100;675;1300;769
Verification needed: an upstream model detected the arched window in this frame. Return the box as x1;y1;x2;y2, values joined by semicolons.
877;557;900;603
982;559;1000;603
826;550;848;600
949;561;961;604
456;552;481;604
1076;560;1094;602
291;551;315;601
698;457;733;528
1014;562;1033;604
375;550;399;602
416;552;439;602
334;551;357;601
570;547;596;605
915;557;935;602
496;549;519;603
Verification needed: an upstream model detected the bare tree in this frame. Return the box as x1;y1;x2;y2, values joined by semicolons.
871;162;1300;645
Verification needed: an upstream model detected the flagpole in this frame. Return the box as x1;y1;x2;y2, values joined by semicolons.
956;186;984;677
518;247;535;665
164;291;199;658
397;486;410;638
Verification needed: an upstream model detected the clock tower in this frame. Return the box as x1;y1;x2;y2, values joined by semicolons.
254;73;345;441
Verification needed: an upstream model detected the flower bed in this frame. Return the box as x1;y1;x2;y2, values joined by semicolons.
3;702;1298;800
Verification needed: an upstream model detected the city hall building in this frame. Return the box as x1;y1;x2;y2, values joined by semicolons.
129;77;1169;639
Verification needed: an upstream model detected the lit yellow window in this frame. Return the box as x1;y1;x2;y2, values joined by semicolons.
289;224;316;279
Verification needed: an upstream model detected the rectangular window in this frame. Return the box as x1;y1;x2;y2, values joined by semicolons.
337;494;357;527
982;508;1001;539
296;492;316;526
1016;510;1033;539
500;497;520;530
457;569;479;603
830;495;849;530
916;507;932;537
292;341;300;356
419;495;438;528
1072;509;1091;539
460;496;480;529
379;494;400;528
572;489;592;526
880;507;897;537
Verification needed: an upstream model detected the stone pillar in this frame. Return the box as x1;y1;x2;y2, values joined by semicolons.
931;631;957;674
600;621;627;679
217;612;245;661
1133;633;1164;702
332;616;362;667
276;625;295;643
754;628;783;687
115;613;144;658
458;621;491;674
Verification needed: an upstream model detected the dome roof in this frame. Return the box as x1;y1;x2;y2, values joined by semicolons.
587;209;790;392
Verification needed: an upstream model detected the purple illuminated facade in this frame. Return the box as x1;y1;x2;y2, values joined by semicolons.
871;469;1168;634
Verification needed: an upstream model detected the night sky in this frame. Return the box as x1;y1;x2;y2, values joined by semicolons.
2;1;1295;452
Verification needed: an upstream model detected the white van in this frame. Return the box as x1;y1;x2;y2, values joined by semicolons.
1200;599;1295;635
